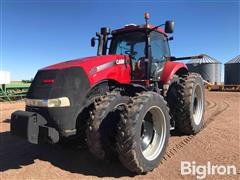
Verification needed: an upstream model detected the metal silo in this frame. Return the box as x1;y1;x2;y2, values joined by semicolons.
224;55;240;85
186;54;222;84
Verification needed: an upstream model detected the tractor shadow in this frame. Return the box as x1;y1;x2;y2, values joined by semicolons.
170;130;186;137
0;127;135;178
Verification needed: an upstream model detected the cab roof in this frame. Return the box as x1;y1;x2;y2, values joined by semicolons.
112;24;168;36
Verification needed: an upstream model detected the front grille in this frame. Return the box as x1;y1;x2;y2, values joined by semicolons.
27;70;59;99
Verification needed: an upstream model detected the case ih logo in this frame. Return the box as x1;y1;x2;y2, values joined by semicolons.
90;59;126;74
116;59;125;64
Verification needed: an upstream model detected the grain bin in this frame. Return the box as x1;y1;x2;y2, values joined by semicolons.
186;54;221;84
224;55;240;85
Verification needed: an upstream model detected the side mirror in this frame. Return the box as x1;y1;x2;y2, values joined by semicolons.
165;20;174;33
91;37;96;47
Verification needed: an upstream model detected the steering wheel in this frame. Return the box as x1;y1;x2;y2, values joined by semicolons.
125;50;137;58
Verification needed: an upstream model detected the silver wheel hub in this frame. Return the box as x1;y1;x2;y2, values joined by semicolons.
192;84;204;125
140;106;166;161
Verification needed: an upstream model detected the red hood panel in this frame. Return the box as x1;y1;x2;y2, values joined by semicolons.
42;55;126;71
41;54;131;86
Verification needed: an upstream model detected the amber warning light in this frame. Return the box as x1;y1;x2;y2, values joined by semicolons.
144;12;150;20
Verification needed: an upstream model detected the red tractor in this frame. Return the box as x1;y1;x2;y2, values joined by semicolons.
11;13;205;174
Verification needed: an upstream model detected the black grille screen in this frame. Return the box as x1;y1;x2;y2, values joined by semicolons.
27;70;59;99
26;67;91;134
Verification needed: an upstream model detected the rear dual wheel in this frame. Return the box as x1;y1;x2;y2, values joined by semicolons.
116;92;170;174
86;91;170;174
166;73;205;134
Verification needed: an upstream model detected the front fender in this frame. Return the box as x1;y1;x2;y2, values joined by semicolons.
160;61;188;84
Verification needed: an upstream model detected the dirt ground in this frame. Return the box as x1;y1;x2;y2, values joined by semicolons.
0;91;239;180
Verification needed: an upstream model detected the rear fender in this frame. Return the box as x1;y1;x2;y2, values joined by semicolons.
160;61;188;84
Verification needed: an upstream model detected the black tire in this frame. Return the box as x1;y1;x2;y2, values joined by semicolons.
166;73;205;134
116;92;170;174
58;107;90;148
86;91;129;160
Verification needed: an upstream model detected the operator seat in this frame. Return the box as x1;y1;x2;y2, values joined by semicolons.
133;57;165;80
133;57;146;80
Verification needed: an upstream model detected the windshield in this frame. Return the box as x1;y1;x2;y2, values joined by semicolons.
109;30;170;80
109;31;146;62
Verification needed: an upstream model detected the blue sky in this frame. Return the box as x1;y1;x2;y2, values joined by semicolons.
1;0;239;80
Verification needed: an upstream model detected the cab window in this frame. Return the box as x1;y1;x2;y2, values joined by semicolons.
150;31;170;62
109;31;145;62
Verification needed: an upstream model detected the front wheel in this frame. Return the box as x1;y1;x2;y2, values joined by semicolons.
86;91;129;160
116;92;170;174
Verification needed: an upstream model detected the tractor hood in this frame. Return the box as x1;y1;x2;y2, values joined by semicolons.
42;54;127;72
40;54;131;86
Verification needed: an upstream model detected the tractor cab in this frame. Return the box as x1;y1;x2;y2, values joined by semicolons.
91;13;174;81
110;24;171;81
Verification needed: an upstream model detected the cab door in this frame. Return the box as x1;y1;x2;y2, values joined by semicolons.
150;31;170;80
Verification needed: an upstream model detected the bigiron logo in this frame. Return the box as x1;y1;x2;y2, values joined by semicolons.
181;161;237;179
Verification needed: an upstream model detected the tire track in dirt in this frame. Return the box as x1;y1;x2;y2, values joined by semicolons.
203;101;230;128
161;100;229;163
206;100;217;110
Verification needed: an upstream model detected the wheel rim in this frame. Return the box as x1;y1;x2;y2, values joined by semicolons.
140;114;154;151
192;84;204;125
140;106;167;161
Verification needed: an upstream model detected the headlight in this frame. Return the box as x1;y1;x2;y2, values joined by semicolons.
25;97;70;107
